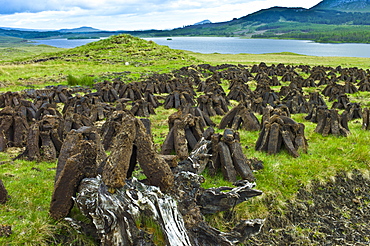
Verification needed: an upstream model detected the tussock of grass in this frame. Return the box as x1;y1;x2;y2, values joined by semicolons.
67;74;95;87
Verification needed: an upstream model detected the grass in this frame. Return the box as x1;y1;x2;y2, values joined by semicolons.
66;74;95;87
0;34;370;244
0;153;57;245
185;51;370;68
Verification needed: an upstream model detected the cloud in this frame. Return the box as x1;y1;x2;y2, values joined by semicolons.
0;0;323;30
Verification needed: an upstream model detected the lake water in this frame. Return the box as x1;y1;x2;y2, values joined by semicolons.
31;38;102;48
32;37;370;58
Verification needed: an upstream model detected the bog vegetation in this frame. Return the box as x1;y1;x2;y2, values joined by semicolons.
0;34;369;245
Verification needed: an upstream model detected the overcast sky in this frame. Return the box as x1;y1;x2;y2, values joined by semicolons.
0;0;323;31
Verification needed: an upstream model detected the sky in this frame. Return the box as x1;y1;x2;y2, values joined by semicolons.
0;0;323;31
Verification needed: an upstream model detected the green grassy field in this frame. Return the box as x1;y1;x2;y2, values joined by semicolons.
0;34;369;245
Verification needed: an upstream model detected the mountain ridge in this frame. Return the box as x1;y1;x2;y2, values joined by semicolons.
311;0;370;12
2;1;370;44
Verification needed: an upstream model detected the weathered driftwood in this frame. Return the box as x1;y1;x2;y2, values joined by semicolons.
197;182;263;214
171;149;263;245
315;109;350;137
0;107;29;151
0;179;8;204
255;114;308;158
363;108;370;130
219;103;260;131
50;109;264;244
76;176;192;246
73;151;263;245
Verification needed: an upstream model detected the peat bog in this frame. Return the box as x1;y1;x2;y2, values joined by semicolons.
0;35;370;245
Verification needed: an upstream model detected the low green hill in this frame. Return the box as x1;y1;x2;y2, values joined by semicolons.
0;34;199;88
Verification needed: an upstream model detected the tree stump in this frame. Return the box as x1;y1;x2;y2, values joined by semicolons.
73;160;263;245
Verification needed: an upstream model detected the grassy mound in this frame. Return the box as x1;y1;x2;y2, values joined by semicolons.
0;34;199;90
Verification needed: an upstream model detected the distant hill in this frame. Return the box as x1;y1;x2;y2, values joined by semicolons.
193;20;212;25
58;26;102;33
0;27;52;32
2;2;370;44
311;0;370;12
